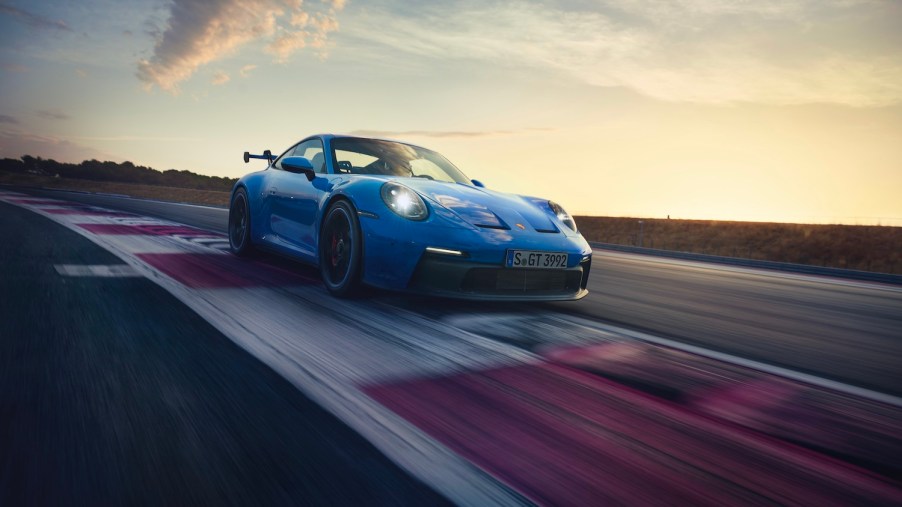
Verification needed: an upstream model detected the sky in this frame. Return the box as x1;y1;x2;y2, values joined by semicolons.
1;0;901;224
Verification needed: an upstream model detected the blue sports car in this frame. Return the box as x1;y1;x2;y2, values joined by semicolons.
228;134;592;300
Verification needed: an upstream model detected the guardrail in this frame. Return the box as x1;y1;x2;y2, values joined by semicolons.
590;242;902;285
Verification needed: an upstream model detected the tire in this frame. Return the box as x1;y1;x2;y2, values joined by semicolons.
319;200;362;297
228;188;254;256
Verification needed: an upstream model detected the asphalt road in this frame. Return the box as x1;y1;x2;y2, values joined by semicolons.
29;188;902;397
4;186;902;505
555;252;902;396
0;199;450;505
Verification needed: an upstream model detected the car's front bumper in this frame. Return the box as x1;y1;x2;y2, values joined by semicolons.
359;211;592;301
405;252;591;301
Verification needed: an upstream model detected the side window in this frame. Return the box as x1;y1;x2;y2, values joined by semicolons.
275;139;326;173
292;139;326;173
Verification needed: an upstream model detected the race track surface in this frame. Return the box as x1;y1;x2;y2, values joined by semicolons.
2;186;900;505
31;187;902;395
0;197;452;506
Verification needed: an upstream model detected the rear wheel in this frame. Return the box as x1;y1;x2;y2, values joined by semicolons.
320;200;362;297
228;188;254;256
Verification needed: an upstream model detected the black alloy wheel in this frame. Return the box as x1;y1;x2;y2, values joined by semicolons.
229;188;254;256
320;200;361;297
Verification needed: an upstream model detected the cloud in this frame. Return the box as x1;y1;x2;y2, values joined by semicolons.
211;70;230;85
36;109;69;120
306;11;340;51
137;0;345;93
350;129;504;139
266;31;307;63
71;135;203;142
348;128;553;139
265;10;342;61
0;130;117;163
0;3;70;31
0;115;17;124
239;64;257;77
346;0;902;107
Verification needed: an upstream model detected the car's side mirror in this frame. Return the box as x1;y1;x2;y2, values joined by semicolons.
471;179;485;188
281;156;316;181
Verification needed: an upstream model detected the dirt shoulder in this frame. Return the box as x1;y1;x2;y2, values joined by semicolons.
0;172;230;207
577;216;900;274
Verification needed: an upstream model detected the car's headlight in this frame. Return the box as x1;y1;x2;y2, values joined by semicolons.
548;201;577;232
381;182;429;221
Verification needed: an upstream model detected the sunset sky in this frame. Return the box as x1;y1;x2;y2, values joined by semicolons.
1;0;900;224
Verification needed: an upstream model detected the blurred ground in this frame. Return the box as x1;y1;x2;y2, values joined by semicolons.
2;190;901;505
0;201;450;505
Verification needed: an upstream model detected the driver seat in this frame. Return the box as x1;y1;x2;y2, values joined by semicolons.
310;152;325;173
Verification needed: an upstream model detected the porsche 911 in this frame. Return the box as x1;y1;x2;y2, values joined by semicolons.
228;134;592;300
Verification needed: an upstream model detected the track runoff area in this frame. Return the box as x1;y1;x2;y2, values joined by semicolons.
2;188;900;505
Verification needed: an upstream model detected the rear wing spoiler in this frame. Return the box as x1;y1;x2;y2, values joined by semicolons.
244;150;274;164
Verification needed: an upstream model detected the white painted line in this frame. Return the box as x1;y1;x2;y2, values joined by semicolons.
54;264;143;277
553;314;902;408
87;234;230;255
43;189;226;211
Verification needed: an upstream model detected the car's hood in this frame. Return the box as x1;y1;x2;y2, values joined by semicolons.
400;179;558;232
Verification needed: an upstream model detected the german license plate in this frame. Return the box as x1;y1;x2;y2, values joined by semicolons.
505;250;568;269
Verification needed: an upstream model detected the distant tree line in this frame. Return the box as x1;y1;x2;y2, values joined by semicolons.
0;155;236;192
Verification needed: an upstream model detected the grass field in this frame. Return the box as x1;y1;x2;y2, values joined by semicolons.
0;171;231;207
2;172;898;274
576;216;901;274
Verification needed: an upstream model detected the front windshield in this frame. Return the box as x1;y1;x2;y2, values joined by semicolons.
330;137;470;184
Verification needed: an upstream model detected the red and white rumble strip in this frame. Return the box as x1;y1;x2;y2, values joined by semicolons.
3;189;901;506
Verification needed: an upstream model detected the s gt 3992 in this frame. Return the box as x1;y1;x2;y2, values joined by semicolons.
229;134;592;300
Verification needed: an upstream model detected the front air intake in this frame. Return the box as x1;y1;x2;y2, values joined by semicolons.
461;268;582;293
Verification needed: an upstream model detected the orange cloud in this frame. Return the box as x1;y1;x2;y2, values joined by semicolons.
137;0;345;93
347;1;902;107
266;31;307;62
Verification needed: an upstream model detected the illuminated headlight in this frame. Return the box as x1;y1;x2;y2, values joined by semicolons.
381;182;428;221
548;201;577;232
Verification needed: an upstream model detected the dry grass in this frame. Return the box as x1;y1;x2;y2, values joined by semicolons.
0;172;231;207
576;216;902;274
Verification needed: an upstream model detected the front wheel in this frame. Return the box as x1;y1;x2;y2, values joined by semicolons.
228;188;254;256
320;200;362;297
